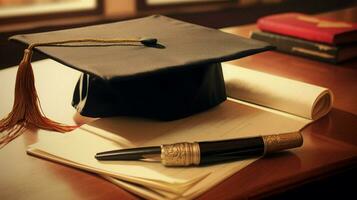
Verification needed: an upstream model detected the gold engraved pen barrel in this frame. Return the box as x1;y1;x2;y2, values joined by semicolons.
161;142;201;166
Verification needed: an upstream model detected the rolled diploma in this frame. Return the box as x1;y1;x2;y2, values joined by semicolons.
222;63;333;120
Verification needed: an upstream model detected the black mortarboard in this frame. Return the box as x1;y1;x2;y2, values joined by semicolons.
0;15;271;146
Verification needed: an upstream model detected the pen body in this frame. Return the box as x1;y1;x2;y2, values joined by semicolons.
96;132;303;167
199;137;264;165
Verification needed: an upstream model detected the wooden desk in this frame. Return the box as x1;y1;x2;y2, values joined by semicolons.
1;7;357;200
208;7;357;199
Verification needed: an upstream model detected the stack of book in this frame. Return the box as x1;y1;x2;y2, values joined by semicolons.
251;12;357;63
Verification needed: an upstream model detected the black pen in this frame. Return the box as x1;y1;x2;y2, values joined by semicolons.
95;131;303;166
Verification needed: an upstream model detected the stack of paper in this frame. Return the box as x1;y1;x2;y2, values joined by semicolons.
27;63;333;199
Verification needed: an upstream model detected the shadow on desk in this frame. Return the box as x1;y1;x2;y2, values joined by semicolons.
265;166;357;200
265;108;357;200
306;108;357;147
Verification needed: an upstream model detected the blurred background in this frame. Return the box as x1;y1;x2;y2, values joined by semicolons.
1;0;357;69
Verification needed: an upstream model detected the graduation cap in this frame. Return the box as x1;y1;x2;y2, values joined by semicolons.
0;15;272;147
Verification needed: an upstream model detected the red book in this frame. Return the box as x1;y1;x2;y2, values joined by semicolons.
257;12;357;45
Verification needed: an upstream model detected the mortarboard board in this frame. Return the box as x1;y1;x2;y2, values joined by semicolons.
0;15;272;147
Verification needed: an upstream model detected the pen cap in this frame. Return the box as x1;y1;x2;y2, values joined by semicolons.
262;131;303;154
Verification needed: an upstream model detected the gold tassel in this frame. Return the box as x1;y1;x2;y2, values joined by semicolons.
0;49;77;148
0;38;157;148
